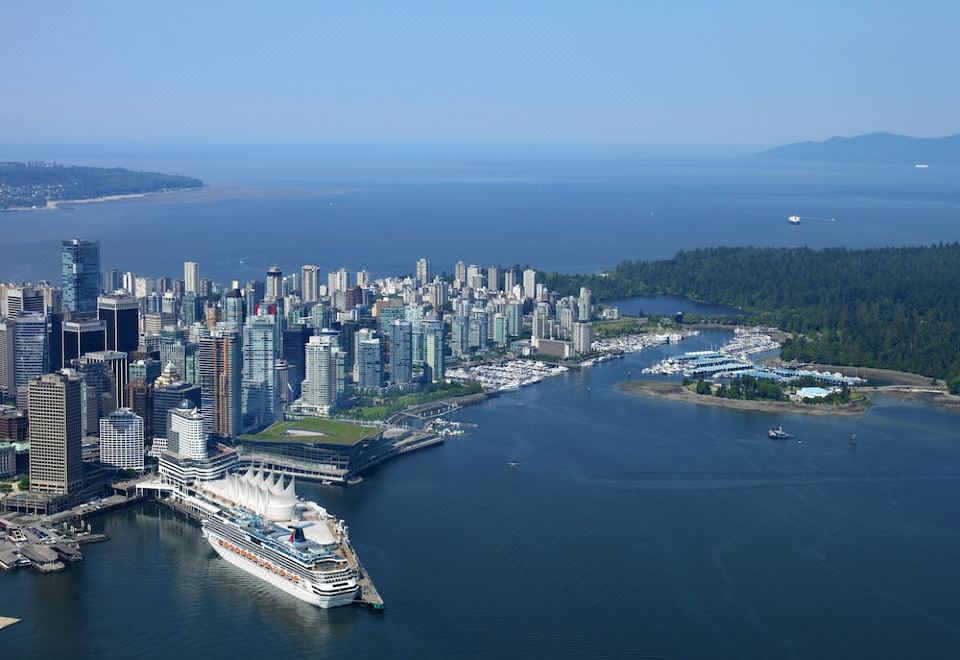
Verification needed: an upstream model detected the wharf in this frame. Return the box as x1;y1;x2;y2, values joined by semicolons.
0;616;21;630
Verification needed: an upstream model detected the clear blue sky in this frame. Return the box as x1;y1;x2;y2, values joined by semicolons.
2;1;957;148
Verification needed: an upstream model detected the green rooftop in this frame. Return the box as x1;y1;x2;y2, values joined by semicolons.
240;417;384;446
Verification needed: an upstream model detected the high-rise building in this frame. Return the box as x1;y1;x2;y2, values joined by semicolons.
184;261;200;294
301;334;342;415
222;288;246;330
28;371;83;494
241;313;278;432
469;309;488;350
3;285;46;318
507;301;523;337
486;266;501;292
301;265;320;303
424;322;445;382
10;314;48;393
0;320;11;397
357;338;383;391
98;293;139;354
61;238;100;314
102;269;121;294
83;350;129;408
503;269;518;296
573;321;593;355
99;408;144;471
198;331;241;440
523;269;537;300
69;359;117;436
356;270;369;287
167;401;207;460
416;258;430;286
61;319;107;368
266;266;283;300
578;287;592;322
389;319;413;386
181;292;202;326
282;323;311;399
125;378;154;442
454;261;467;286
153;381;201;441
328;267;350;294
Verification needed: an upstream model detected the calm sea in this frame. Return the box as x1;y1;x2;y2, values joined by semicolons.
1;144;959;283
4;330;960;659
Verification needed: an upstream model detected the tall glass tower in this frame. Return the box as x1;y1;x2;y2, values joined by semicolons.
62;238;101;313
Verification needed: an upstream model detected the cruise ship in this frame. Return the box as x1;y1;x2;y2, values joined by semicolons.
197;468;360;608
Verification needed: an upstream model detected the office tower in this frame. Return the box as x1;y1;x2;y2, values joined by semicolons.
155;276;172;294
311;302;334;331
184;261;200;294
274;360;291;405
241;313;278;432
357;338;383;390
454;261;467;285
83;350;129;408
129;358;161;384
167;401;207;460
282;323;311;399
159;342;196;385
61;238;100;314
180;292;201;326
266;266;283;300
70;359;116;436
356;270;369;287
222;288;246;330
28;371;83;494
161;292;177;315
153;381;201;441
424;322;445;382
301;334;342;415
102;269;121;293
99;408;144;471
487;266;501;292
198;331;241;440
578;288;592;321
8;314;49;394
125;379;154;442
523;269;537;300
0;320;12;397
301;265;320;303
199;278;214;299
98;292;139;354
389;320;413;386
134;277;154;300
3;285;46;318
416;258;430;286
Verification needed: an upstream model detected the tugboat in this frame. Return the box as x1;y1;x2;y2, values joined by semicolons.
768;426;794;440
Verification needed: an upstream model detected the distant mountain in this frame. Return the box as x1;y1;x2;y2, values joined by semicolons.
0;161;202;209
758;132;960;164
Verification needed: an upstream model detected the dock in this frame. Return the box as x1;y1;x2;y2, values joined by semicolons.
354;560;384;610
0;616;21;631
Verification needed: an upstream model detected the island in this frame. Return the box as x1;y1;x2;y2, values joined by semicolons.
0;161;203;210
757;131;960;165
541;244;960;395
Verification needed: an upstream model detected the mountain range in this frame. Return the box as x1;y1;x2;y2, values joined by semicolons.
759;132;960;164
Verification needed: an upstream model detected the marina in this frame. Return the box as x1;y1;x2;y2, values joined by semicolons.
591;329;699;355
446;359;569;391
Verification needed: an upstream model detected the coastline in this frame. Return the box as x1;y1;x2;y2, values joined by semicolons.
618;379;870;416
0;186;201;212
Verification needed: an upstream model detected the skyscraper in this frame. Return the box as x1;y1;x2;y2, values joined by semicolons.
198;331;241;440
153;381;201;441
301;265;320;303
328;267;350;294
523;269;537;300
487;266;501;292
98;293;139;354
573;321;593;355
266;266;283;300
389;319;413;386
578;287;592;322
424;322;445;382
241;313;278;432
282;323;312;399
99;408;144;471
184;261;200;294
301;334;342;415
503;268;518;295
3;285;46;318
357;337;383;391
62;238;101;314
83;350;129;408
416;258;430;286
10;314;48;392
28;371;83;494
167;401;208;460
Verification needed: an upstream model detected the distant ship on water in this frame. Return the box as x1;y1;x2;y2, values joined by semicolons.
788;215;802;225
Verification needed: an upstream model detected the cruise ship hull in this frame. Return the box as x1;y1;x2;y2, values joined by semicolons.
204;528;358;609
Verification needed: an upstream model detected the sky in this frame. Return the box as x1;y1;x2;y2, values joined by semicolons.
1;1;958;148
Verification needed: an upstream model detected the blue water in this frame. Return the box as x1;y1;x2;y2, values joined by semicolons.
1;145;959;283
5;330;960;659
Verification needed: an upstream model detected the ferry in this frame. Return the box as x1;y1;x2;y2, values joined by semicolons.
199;469;360;608
768;426;794;440
787;215;801;225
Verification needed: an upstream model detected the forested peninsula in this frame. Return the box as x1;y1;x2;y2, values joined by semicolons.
542;245;960;393
0;161;202;209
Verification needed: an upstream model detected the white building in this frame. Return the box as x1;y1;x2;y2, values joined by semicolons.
301;265;320;303
99;408;145;471
523;269;537;299
168;401;208;460
300;334;343;416
184;261;200;294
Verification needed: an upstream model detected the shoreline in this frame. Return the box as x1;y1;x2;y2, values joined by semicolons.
0;186;201;212
619;379;870;416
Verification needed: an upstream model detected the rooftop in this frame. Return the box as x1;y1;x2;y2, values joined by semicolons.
241;418;384;446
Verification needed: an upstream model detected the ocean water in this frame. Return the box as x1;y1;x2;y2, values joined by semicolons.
1;144;959;283
5;330;960;659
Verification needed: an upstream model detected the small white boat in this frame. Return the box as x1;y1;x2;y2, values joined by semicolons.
787;215;801;225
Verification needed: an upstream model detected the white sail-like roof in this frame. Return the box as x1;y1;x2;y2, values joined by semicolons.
203;467;297;521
